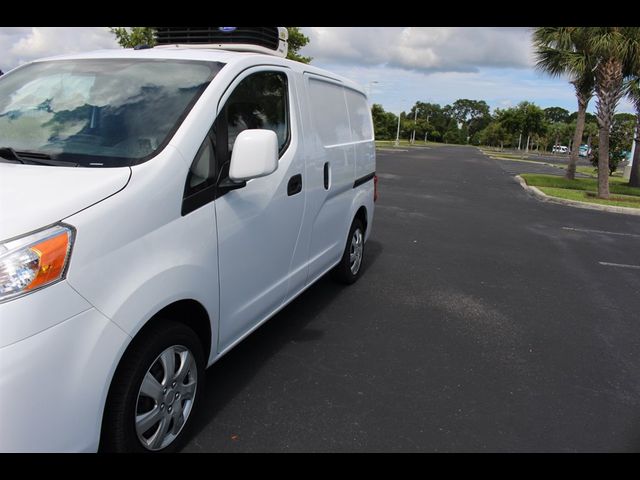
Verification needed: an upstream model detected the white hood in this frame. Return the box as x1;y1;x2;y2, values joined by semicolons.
0;163;131;241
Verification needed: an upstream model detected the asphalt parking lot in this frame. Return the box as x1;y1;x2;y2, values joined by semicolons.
183;145;640;452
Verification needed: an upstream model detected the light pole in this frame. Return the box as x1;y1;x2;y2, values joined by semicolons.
366;81;379;103
395;111;402;147
424;113;431;144
411;108;419;144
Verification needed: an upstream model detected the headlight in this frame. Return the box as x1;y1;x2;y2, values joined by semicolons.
0;224;75;303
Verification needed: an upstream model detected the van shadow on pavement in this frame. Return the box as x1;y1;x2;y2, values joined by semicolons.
186;239;383;447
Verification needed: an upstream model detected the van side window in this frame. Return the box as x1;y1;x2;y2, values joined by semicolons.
223;71;289;159
307;78;351;146
344;89;374;142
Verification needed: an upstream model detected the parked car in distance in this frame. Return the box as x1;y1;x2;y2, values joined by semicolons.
579;144;592;158
552;145;569;154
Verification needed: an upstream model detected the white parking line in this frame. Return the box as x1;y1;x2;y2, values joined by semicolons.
562;227;640;239
599;262;640;270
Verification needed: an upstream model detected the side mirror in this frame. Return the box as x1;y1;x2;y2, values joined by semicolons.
229;129;279;182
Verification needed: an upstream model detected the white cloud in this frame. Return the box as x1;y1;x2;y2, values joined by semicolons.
0;27;536;76
0;27;119;72
301;27;534;74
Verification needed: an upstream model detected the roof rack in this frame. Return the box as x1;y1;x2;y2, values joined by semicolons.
153;27;288;58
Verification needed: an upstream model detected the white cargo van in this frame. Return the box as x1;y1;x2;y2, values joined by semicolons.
0;27;376;452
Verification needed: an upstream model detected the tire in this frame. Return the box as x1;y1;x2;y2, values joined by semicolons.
331;217;365;285
100;320;205;452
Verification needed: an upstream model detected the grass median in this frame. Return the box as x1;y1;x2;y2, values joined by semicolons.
375;140;460;148
520;174;640;209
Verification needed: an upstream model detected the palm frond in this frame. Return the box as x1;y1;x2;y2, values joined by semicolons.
532;27;595;80
626;77;640;112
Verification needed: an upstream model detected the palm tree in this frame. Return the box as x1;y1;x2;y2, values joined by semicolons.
627;77;640;187
533;27;594;181
588;27;640;198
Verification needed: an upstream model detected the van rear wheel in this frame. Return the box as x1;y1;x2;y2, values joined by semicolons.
100;320;205;452
331;217;365;285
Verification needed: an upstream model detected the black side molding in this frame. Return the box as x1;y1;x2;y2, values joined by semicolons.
353;172;376;189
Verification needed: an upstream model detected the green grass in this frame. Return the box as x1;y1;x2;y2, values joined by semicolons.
574;166;624;178
375;140;462;148
574;166;597;177
489;155;556;166
537;187;640;209
521;174;640;209
375;140;429;148
520;174;640;196
481;150;559;164
478;147;550;160
483;151;534;160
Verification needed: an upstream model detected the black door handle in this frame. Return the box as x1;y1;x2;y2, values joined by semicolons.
323;162;329;190
287;174;302;196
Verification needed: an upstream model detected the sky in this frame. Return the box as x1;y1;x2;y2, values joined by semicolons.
0;26;635;116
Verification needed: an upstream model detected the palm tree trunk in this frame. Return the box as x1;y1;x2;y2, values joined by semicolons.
630;114;640;187
595;58;625;199
597;127;611;197
566;94;588;180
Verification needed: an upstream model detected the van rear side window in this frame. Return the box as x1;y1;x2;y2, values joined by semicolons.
344;89;373;142
307;78;351;146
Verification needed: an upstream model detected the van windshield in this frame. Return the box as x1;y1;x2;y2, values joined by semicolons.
0;58;223;167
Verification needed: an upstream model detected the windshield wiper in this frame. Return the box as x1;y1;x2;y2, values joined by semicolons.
0;147;78;167
0;147;27;164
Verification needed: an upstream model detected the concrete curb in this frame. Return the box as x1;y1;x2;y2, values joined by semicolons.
514;175;640;217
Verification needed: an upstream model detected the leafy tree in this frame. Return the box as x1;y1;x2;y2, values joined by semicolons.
568;111;597;124
539;121;573;151
109;27;312;64
564;121;578;148
109;27;156;48
521;102;547;149
405;102;450;143
478;121;509;149
286;27;312;64
495;102;545;150
590;113;636;175
413;102;447;142
583;121;599;148
443;121;465;144
450;99;491;140
534;27;595;180
544;106;570;123
495;107;523;140
371;104;399;140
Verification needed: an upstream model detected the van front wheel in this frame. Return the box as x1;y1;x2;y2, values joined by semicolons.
101;320;205;452
331;218;365;285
